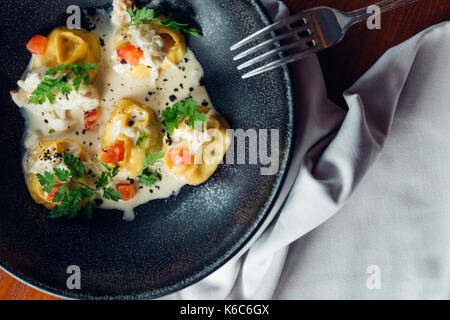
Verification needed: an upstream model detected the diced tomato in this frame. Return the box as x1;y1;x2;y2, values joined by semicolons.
168;147;193;165
46;184;65;204
84;110;98;130
26;35;48;55
98;141;125;163
115;183;135;201
117;45;143;66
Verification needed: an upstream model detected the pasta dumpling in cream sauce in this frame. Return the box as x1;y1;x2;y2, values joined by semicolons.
11;2;230;221
101;98;162;178
164;107;231;186
25;140;93;210
112;24;186;81
34;27;102;81
111;0;186;81
11;27;101;133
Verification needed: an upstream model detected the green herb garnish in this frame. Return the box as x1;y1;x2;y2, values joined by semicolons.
161;98;207;135
136;130;150;149
137;151;165;187
29;63;98;105
36;152;121;220
127;5;202;37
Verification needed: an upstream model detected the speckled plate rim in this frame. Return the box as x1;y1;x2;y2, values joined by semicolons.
0;0;296;300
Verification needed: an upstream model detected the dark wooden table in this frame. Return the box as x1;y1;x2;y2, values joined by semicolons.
1;0;449;300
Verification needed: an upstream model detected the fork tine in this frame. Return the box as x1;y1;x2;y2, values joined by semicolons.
237;37;314;70
233;25;312;61
230;12;308;51
241;44;318;79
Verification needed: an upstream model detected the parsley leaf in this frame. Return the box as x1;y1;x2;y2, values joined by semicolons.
127;6;160;22
83;200;96;221
29;63;99;105
138;169;161;187
144;151;166;167
36;171;56;193
84;63;99;71
127;5;202;37
161;98;207;135
103;187;122;201
63;152;85;180
137;151;165;187
53;168;71;183
35;152;122;221
49;187;82;220
95;171;110;189
52;185;69;203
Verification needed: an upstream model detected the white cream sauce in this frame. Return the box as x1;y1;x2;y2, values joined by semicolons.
14;9;214;221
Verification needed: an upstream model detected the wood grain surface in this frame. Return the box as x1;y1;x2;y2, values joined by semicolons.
1;0;449;300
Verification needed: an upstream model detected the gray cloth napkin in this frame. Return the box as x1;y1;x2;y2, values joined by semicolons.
164;1;450;299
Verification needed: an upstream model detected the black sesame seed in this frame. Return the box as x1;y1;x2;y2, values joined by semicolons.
169;95;177;102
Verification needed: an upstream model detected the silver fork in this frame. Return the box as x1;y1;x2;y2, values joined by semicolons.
231;0;419;79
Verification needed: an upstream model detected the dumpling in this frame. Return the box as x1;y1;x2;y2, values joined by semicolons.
163;107;231;185
11;28;101;134
33;27;102;81
25;139;92;210
10;67;100;133
112;23;186;80
100;98;162;178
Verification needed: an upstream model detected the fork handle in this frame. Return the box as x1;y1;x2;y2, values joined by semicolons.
350;0;420;23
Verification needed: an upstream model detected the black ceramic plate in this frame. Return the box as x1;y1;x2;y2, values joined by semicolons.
0;0;293;299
